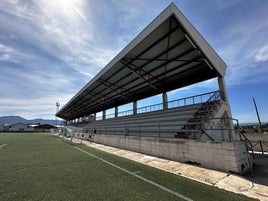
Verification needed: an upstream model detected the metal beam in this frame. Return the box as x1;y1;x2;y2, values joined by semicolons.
120;59;164;93
129;38;188;73
97;78;132;101
164;17;173;81
123;23;180;67
123;58;203;63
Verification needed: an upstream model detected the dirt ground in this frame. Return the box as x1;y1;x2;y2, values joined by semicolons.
244;133;268;142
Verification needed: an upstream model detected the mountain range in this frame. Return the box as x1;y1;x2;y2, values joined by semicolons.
0;116;63;125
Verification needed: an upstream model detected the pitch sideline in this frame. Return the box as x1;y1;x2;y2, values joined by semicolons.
73;145;194;201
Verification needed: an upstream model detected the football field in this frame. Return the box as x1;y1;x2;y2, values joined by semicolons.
0;133;257;201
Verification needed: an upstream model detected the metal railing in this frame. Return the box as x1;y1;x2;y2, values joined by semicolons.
234;118;256;156
168;90;221;109
137;103;163;114
65;117;240;142
94;91;222;120
251;141;268;154
193;91;222;119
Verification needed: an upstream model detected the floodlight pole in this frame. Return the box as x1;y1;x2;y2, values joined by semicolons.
253;97;263;133
56;102;60;127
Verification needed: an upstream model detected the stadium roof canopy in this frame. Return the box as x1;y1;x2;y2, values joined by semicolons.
56;3;226;120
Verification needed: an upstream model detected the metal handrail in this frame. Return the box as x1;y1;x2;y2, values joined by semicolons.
232;118;254;153
66;117;241;141
193;91;222;119
239;131;254;155
251;141;268;154
99;91;223;120
168;90;221;109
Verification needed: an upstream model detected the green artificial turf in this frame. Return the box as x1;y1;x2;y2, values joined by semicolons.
0;133;257;201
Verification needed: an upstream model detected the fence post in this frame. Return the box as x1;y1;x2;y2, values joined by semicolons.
260;141;264;154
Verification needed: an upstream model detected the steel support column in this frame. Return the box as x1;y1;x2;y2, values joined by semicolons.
133;101;137;115
115;106;118;118
102;110;106;120
162;92;168;110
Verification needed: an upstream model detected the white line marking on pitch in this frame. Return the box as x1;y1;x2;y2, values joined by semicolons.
73;146;194;201
0;143;9;149
0;143;9;148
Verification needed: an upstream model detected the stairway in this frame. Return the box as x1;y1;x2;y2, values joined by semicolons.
175;91;222;139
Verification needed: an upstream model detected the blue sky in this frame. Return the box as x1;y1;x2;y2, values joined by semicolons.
0;0;267;123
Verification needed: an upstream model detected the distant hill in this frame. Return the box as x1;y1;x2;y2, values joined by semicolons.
0;116;63;125
239;122;268;126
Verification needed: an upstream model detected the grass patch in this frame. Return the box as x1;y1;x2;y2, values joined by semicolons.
0;133;257;201
77;144;256;201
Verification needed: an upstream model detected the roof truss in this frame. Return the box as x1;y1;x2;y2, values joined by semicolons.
57;3;226;120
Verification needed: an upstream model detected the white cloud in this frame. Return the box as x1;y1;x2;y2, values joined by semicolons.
0;43;28;63
5;0;96;76
216;5;268;85
0;44;13;61
0;43;13;52
0;93;74;119
0;53;10;60
0;0;267;123
255;44;268;62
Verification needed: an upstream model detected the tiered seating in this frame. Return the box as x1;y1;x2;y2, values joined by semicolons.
82;103;203;138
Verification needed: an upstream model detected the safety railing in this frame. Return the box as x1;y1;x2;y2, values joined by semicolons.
137;103;163;114
233;119;256;156
193;91;222;119
94;91;223;120
251;141;268;154
118;109;134;117
65;117;240;142
168;90;222;109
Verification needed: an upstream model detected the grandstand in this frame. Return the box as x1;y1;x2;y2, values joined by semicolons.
56;3;251;174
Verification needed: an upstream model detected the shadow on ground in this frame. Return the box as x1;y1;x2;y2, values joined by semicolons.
244;153;268;186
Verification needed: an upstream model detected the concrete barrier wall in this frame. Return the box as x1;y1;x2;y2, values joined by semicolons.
91;134;250;174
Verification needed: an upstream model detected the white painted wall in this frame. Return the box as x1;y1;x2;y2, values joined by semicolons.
89;134;250;174
8;123;34;132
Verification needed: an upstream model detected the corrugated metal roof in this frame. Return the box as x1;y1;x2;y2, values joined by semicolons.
56;3;226;120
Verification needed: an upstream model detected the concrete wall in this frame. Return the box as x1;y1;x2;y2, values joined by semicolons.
90;134;250;174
